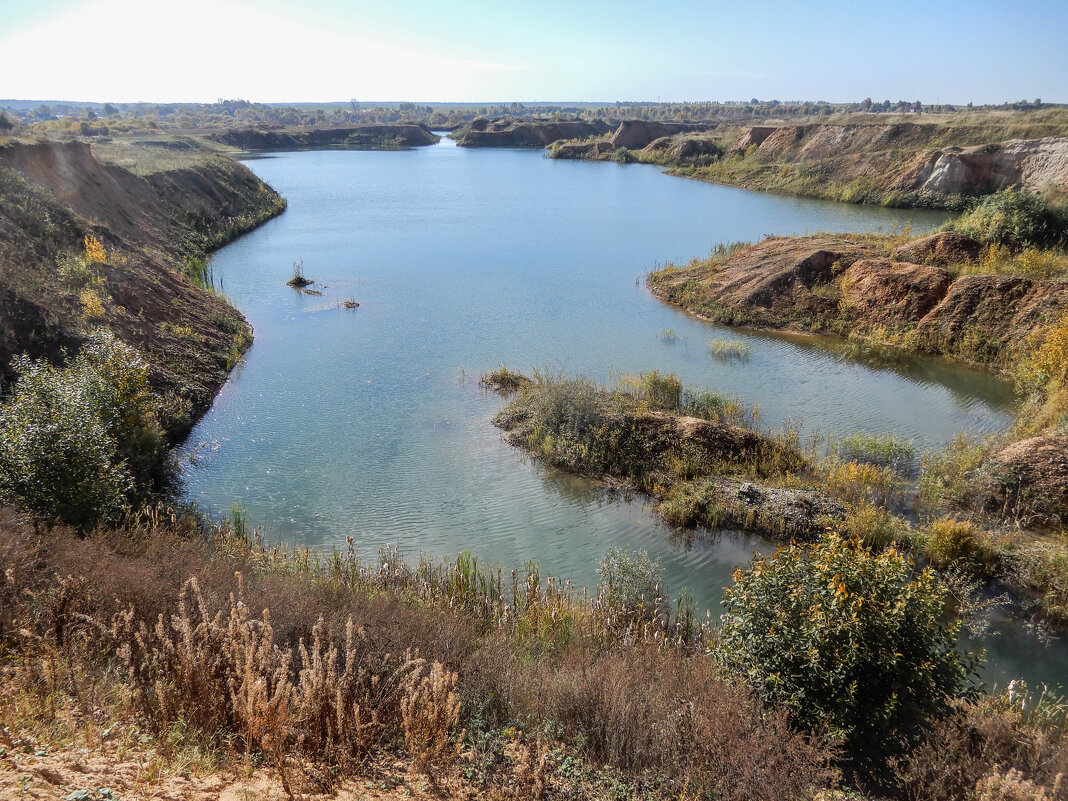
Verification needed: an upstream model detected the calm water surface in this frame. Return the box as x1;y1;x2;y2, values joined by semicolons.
180;141;1064;688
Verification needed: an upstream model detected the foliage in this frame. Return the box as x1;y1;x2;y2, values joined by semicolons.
84;234;107;263
183;255;214;290
923;517;993;571
902;684;1068;801
479;365;530;393
836;500;911;550
616;369;681;411
818;456;901;505
286;257;311;287
718;534;976;781
919;434;991;510
1024;309;1068;387
945;188;1068;249
955;243;1068;280
0;329;167;529
2;518;836;801
595;547;666;624
706;337;751;360
835;431;916;473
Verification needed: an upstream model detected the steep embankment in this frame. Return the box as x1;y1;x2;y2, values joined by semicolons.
0;140;286;434
210;124;439;150
550;120;1068;207
689;123;1068;206
451;117;613;147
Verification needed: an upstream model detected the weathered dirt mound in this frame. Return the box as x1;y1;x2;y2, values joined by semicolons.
0;140;286;433
551;139;615;159
647;234;1068;366
648;236;875;328
731;126;777;151
986;434;1068;525
893;231;982;265
642;134;724;161
452;118;612;147
913;274;1068;360
0;141;283;257
842;259;953;324
211;124;439;150
609;120;715;150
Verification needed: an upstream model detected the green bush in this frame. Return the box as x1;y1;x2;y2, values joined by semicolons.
0;329;167;529
919;434;990;511
945;188;1068;249
717;534;976;783
596;547;666;623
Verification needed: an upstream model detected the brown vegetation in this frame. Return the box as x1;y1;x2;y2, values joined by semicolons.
0;508;838;800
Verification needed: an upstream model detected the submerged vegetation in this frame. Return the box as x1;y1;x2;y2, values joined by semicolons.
706;337;752;360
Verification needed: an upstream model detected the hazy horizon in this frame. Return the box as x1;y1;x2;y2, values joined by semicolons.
2;0;1065;106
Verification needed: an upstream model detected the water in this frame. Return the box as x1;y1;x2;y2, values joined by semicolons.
180;141;1065;689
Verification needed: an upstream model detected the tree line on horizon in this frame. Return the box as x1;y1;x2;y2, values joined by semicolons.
1;96;1058;136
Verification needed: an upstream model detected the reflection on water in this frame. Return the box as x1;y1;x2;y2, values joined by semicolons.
177;143;1060;688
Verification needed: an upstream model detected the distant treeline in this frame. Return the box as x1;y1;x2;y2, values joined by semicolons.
0;96;1059;135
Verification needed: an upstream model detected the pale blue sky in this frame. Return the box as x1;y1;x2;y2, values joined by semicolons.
2;0;1065;103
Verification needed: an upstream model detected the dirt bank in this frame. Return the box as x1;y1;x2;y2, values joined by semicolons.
451;117;612;147
548;119;1068;207
700;123;1068;204
0;139;287;435
647;232;1068;369
210;124;439;150
490;373;843;540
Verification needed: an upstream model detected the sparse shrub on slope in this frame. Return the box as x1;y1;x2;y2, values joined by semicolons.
946;188;1068;249
0;329;167;529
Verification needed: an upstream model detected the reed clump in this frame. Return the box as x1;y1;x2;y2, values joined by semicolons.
707;337;752;360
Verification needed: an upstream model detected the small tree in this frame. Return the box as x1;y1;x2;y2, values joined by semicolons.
717;534;977;782
0;330;166;529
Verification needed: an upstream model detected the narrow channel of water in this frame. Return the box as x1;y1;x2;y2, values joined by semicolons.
179;140;1064;689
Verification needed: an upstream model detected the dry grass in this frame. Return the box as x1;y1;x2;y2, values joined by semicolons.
902;686;1068;801
0;508;838;800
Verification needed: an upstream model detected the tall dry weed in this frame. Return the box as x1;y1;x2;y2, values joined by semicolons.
401;660;462;775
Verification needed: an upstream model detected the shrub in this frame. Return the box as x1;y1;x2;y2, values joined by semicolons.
596;547;666;624
919;434;990;511
836;432;916;474
945;188;1068;249
479;366;530;394
0;330;167;529
924;517;993;571
718;534;977;782
819;455;900;505
617;369;682;411
837;500;911;550
903;686;1068;801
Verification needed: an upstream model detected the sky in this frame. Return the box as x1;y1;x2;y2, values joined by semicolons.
1;0;1066;104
